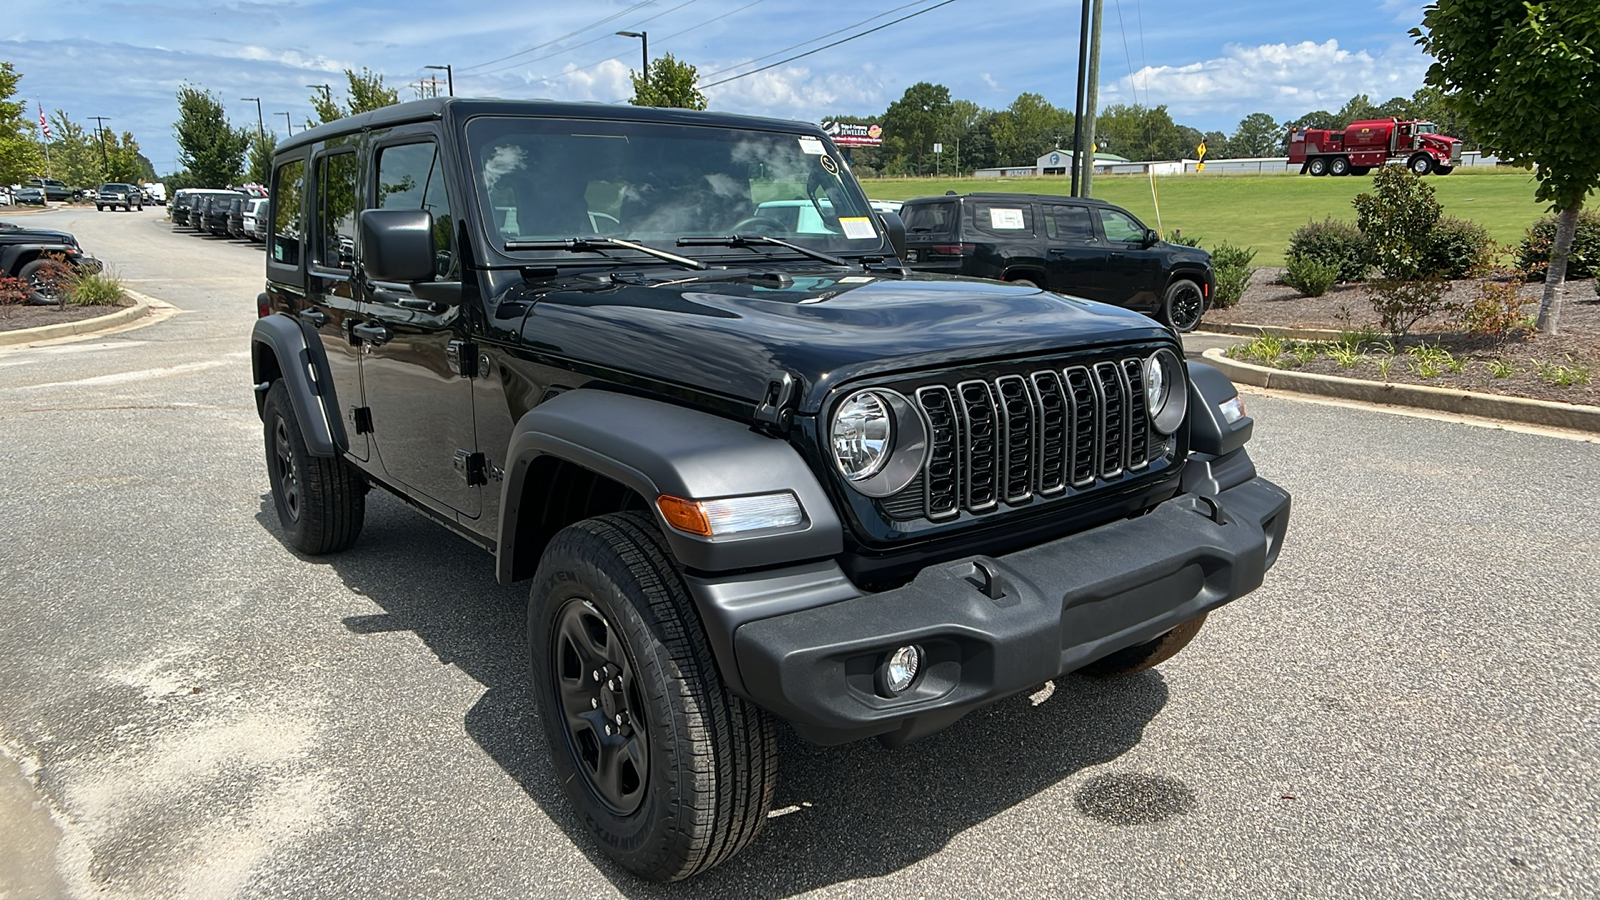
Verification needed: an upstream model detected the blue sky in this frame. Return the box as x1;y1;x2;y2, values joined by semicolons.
2;0;1433;177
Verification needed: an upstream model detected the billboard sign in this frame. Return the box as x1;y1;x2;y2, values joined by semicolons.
821;120;883;147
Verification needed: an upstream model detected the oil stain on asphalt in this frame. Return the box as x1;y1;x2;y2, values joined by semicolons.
1073;772;1196;825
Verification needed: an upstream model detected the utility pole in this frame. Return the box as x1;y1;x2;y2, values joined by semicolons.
616;31;649;88
425;64;454;97
89;115;111;177
1080;0;1105;198
277;112;293;136
240;97;265;149
1070;0;1091;196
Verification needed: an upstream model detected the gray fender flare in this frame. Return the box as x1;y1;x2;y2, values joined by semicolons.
251;313;339;457
496;389;843;583
1186;361;1253;457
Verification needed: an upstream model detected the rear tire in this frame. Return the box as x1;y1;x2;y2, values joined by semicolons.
262;381;365;554
529;511;778;882
1307;157;1328;177
1161;278;1205;333
1434;165;1453;175
1329;156;1350;176
1079;613;1208;677
1350;166;1371;176
1008;277;1041;289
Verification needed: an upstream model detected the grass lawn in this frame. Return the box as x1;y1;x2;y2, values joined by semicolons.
860;168;1556;265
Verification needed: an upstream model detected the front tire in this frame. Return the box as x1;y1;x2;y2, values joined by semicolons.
1161;278;1205;333
18;258;65;305
1409;154;1434;176
1079;613;1208;677
530;511;778;882
262;381;365;554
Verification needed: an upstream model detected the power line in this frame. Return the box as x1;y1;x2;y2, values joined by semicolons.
515;0;768;88
458;1;657;72
468;0;704;79
696;0;935;82
698;0;960;90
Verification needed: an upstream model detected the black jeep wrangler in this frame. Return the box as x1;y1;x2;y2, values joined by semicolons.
899;192;1214;332
0;221;100;304
251;99;1290;882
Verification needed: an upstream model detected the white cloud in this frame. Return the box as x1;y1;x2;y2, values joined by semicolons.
1104;39;1431;127
702;65;885;123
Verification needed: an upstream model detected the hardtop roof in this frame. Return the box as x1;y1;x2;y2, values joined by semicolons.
901;192;1123;209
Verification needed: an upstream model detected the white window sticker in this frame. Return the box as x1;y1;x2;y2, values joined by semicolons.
839;217;876;240
839;275;873;283
797;137;826;155
989;208;1026;229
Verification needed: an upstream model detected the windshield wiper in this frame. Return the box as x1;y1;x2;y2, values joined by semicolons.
677;234;851;268
504;236;711;271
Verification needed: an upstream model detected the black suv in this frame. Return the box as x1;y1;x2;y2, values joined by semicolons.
1;221;100;303
899;193;1214;332
252;99;1289;881
95;183;143;212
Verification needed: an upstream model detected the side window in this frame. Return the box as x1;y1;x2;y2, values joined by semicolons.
1045;204;1096;241
271;159;305;265
376;142;456;278
901;201;955;235
1098;208;1146;243
971;202;1033;237
316;151;359;268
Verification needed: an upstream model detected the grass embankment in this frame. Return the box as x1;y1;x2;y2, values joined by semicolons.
860;168;1553;265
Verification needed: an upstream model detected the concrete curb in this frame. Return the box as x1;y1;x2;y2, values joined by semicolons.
1202;347;1600;434
0;290;154;347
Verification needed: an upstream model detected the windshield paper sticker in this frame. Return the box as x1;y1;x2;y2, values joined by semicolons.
839;217;876;240
798;137;826;155
989;208;1026;229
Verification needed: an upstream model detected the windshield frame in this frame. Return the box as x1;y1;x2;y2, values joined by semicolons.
461;113;890;269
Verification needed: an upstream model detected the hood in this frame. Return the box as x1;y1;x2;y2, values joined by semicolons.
0;224;76;245
509;269;1176;413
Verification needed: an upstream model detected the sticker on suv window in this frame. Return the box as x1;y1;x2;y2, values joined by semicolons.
989;208;1026;229
839;217;876;239
798;137;826;155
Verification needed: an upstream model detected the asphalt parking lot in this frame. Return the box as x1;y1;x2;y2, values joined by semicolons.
1;207;1598;898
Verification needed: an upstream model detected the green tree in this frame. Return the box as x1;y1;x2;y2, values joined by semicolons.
311;67;402;126
104;131;146;183
1096;104;1189;160
1336;93;1377;124
1354;167;1442;281
881;82;952;175
990;92;1070;166
629;54;707;109
46;112;100;188
1201;130;1229;159
174;85;249;187
1229;113;1280;158
1415;1;1600;334
245;129;277;185
0;61;43;187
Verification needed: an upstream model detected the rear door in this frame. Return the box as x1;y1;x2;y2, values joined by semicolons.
1095;206;1167;311
900;200;961;274
355;132;481;518
965;198;1038;281
1040;202;1109;300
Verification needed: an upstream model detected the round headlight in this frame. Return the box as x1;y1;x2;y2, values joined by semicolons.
831;391;894;481
1144;348;1188;435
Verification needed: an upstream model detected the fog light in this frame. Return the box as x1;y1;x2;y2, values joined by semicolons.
879;645;921;695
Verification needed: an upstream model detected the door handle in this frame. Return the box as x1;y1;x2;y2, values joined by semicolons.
299;309;329;328
351;321;393;346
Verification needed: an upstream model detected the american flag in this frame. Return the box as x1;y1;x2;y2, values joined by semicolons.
39;104;51;140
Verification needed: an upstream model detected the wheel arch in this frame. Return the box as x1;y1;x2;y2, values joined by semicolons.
1003;265;1047;285
496;389;843;585
251;313;339;457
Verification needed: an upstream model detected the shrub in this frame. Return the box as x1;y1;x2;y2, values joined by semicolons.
1208;241;1256;309
1460;279;1532;338
0;276;27;317
1167;230;1204;248
1515;209;1600;280
1353;167;1442;281
1282;255;1339;297
1286;217;1369;282
63;268;126;306
1425;217;1494;279
1369;277;1456;336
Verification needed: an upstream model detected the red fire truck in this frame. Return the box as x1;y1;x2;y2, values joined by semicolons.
1288;119;1462;177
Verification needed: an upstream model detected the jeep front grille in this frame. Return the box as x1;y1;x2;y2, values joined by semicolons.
908;357;1161;521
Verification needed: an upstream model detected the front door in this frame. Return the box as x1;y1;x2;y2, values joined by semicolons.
1041;202;1109;301
1095;207;1167;312
355;137;481;518
303;148;369;461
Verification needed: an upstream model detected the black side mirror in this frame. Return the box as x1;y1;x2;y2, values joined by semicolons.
359;209;438;285
1142;229;1160;248
878;210;908;260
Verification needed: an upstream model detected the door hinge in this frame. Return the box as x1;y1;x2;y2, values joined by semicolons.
753;371;797;436
454;450;488;486
446;340;479;378
351;407;373;434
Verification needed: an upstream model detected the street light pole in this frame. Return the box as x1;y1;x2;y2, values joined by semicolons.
616;31;648;87
425;64;454;97
89;115;111;177
277;112;293;136
240;97;265;142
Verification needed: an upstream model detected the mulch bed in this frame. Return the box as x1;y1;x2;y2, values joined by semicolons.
1207;269;1600;407
0;298;136;333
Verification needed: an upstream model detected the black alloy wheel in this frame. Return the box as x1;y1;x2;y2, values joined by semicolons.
1162;278;1205;333
18;258;64;305
550;598;650;815
261;381;365;554
272;413;302;526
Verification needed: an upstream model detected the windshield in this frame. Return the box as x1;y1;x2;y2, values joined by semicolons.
1415;122;1437;135
465;116;882;260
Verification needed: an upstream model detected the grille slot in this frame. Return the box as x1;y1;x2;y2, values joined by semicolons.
897;353;1169;522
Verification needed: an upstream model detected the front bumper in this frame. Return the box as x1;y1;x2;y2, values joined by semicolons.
712;474;1290;745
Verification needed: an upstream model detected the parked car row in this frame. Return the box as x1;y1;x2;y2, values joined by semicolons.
168;189;268;242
